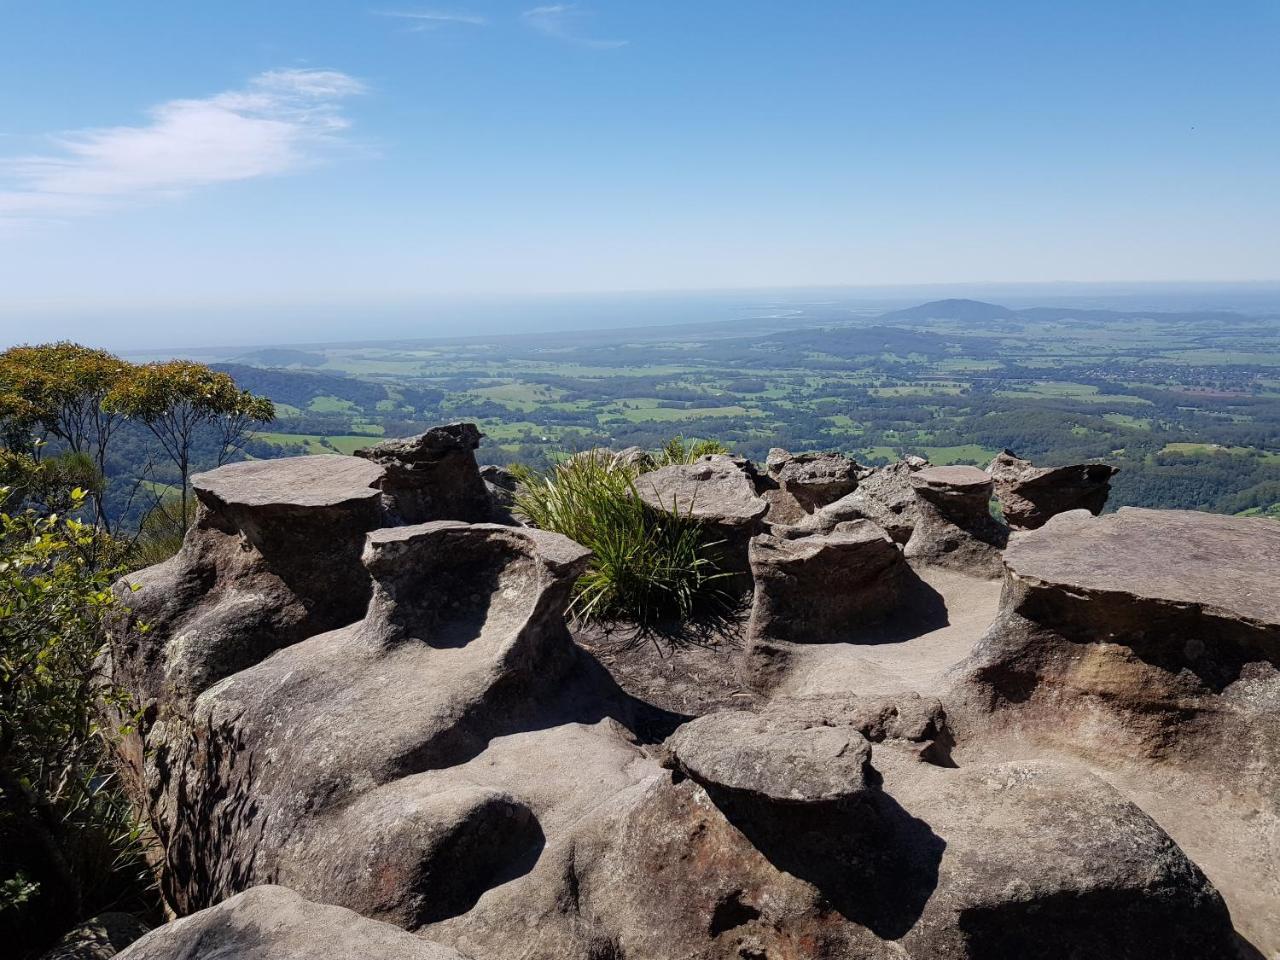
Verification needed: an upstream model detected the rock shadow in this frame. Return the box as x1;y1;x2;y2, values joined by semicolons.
702;784;945;939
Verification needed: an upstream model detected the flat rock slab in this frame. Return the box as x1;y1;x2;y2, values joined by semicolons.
193;455;384;510
666;709;873;806
910;464;992;494
635;457;767;526
1006;507;1280;626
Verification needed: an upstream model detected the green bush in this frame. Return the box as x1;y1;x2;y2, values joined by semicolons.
0;487;156;956
514;450;732;627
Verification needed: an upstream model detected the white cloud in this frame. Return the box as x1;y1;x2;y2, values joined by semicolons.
523;4;627;49
376;9;488;30
0;68;367;222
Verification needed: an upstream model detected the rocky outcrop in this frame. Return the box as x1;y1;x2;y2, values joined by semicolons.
761;449;863;521
950;507;1280;785
748;521;910;643
355;423;490;524
141;521;657;919
433;695;1236;960
113;886;467;960
986;449;1117;529
792;458;927;543
111;455;387;708
903;465;1008;577
635;454;767;572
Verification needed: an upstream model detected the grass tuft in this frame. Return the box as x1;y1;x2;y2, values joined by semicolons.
514;449;732;627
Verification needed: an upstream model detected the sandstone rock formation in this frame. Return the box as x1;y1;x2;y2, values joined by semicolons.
433;695;1236;960
792;457;927;543
761;448;863;521
355;422;490;524
478;464;520;523
635;454;767;571
903;465;1008;577
948;506;1280;948
111;454;387;709
107;446;1277;959
113;886;467;960
986;449;1117;529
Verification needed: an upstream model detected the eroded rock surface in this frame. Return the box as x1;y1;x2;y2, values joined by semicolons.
762;448;864;521
795;458;926;543
432;697;1235;960
987;449;1117;529
112;455;386;708
114;886;467;960
904;465;1008;577
356;422;490;524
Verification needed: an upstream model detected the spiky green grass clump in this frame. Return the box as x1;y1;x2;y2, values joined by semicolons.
514;450;732;627
656;435;731;466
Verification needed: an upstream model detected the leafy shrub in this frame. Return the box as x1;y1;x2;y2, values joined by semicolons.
656;435;731;467
514;450;732;627
0;488;156;956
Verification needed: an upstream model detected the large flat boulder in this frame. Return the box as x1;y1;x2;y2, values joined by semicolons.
987;449;1117;529
948;507;1280;950
112;455;386;707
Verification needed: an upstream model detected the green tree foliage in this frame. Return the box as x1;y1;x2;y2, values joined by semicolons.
105;361;275;534
0;344;128;528
0;488;155;956
515;447;732;628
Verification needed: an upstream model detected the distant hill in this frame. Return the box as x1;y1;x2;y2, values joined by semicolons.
233;348;327;367
878;299;1017;322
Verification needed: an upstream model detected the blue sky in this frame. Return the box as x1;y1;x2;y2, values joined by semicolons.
0;1;1277;346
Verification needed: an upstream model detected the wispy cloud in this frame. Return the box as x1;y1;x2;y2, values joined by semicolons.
0;68;366;222
376;9;488;31
523;4;627;49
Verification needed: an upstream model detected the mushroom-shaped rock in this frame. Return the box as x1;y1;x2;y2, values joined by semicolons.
355;422;490;524
665;709;874;807
747;520;910;646
635;454;767;570
987;449;1117;529
114;886;468;960
112;455;386;706
903;465;1008;577
763;449;863;519
143;521;608;918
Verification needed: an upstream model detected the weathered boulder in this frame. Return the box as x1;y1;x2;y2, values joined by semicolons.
635;454;767;572
355;423;490;524
664;709;874;807
762;449;864;520
111;455;386;707
114;886;467;960
950;507;1280;785
903;465;1007;577
987;449;1117;529
948;507;1280;951
38;913;150;960
794;458;926;543
747;520;911;645
478;464;519;523
431;697;1235;960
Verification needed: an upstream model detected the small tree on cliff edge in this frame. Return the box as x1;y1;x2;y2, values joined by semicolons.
106;361;274;533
